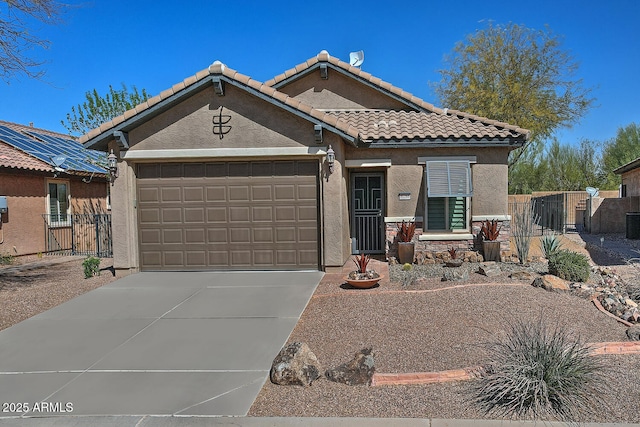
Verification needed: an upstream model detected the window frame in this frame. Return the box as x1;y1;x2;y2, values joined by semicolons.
46;179;71;227
419;156;475;233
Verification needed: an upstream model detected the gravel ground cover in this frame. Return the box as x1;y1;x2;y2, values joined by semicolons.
0;256;117;331
249;240;640;423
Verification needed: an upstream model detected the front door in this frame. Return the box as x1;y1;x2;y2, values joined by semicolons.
351;173;385;254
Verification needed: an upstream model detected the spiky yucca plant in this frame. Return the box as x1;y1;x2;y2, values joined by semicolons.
474;319;603;423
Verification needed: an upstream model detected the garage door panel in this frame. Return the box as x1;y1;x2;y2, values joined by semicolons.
230;228;251;243
161;187;181;202
139;187;160;203
184;208;205;223
139;209;160;224
162;208;182;223
207;207;227;222
138;160;319;270
184;186;204;201
229;207;250;222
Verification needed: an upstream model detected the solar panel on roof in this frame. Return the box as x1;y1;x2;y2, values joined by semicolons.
24;130;107;174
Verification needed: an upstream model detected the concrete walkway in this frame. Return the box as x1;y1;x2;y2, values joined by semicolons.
0;271;322;418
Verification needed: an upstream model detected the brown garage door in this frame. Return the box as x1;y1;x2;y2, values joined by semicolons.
136;161;320;271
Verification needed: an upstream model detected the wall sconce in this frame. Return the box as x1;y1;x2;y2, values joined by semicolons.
108;149;118;183
326;145;335;173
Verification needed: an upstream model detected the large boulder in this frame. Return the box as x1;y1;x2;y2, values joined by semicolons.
532;274;569;293
478;262;501;277
442;268;469;282
325;348;375;386
270;342;322;386
510;270;535;281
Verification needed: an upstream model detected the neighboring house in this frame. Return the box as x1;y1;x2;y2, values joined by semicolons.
81;50;528;273
615;157;640;197
0;121;109;256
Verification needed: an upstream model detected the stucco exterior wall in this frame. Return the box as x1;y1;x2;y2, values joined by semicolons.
0;171;108;257
278;70;409;111
589;196;640;234
622;169;640;197
129;86;319;151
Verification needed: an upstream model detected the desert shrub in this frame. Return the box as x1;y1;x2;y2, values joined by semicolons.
540;234;563;259
512;202;537;264
0;252;14;265
547;250;590;282
474;319;603;422
82;256;101;278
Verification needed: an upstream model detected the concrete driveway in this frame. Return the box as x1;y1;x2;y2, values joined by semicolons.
0;271;322;418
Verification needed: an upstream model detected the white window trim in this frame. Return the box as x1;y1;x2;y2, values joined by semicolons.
46;179;71;227
345;159;392;168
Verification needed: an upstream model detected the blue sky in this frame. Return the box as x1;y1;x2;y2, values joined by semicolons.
1;0;638;145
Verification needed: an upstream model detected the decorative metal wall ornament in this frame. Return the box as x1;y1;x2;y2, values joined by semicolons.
212;106;231;139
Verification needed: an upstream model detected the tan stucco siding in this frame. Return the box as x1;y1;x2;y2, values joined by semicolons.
278;70;409;110
129;86;320;152
622;169;640;197
109;153;139;273
343;145;512;220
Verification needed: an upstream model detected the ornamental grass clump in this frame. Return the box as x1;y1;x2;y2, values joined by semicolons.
474;319;603;423
548;250;590;282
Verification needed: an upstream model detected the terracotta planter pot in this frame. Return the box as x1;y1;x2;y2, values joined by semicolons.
397;242;415;264
344;275;383;289
482;241;501;262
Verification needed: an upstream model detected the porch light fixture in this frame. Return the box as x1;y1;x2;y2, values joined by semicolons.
108;149;118;182
326;145;335;173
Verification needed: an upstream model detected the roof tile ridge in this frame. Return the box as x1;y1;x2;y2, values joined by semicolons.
444;108;530;136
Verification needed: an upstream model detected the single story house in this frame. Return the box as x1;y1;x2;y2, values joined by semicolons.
614;157;640;197
81;50;529;273
0;121;109;257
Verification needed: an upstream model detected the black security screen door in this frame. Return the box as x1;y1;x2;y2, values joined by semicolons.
351;173;385;254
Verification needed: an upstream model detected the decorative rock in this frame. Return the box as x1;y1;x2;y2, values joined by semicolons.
443;268;469;282
626;298;638;308
478;262;501;277
532;275;569;293
627;324;640;341
270;342;322;387
325;348;375;386
510;270;535;281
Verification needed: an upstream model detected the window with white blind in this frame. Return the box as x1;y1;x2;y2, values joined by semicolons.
423;159;473;231
47;181;70;225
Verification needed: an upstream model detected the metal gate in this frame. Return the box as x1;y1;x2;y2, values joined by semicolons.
351;173;385;254
42;214;113;257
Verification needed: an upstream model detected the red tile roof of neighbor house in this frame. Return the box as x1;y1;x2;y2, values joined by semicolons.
80;51;529;146
0;120;107;176
0;140;52;172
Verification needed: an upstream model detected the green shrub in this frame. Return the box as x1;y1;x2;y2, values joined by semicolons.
0;252;14;265
82;256;100;278
547;250;590;282
540;234;562;259
474;319;603;422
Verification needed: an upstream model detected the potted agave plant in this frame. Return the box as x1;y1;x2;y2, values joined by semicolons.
396;220;416;264
480;219;502;262
345;253;382;289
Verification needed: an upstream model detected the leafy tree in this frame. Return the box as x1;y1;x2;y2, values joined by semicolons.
0;0;65;81
601;122;640;189
61;84;151;136
433;22;595;166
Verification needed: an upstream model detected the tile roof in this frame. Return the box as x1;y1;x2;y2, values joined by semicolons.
80;60;362;146
80;50;529;147
0;120;107;175
267;51;530;139
325;110;523;141
0;140;51;172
